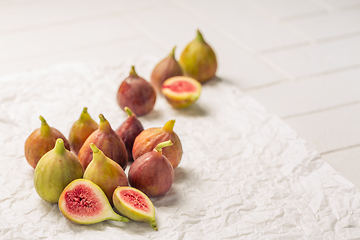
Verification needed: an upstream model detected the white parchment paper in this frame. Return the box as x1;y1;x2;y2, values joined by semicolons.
1;58;360;239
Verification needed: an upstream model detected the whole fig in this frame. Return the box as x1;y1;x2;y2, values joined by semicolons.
179;30;217;83
128;140;174;197
78;114;128;171
68;107;98;155
84;143;129;205
150;46;183;93
133;119;182;169
25;115;70;168
34;138;83;204
117;66;156;116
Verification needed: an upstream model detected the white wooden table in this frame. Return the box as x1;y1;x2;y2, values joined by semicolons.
1;0;359;189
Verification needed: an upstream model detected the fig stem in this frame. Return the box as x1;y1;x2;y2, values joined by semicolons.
163;119;175;132
150;220;158;231
39;115;51;136
89;143;99;154
79;107;91;121
154;140;173;153
130;66;138;77
54;138;65;155
196;29;205;42
98;114;111;132
124;107;134;117
169;46;176;58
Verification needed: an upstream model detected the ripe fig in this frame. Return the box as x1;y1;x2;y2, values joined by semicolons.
84;143;129;205
113;186;157;230
34;138;83;204
150;46;183;93
25;115;70;168
179;30;217;83
115;107;144;162
78;114;128;171
69;107;98;155
162;76;201;108
128;140;174;197
133;119;182;169
59;179;129;225
117;66;156;116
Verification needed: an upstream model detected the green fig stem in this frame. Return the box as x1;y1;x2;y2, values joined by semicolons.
163;119;175;132
124;107;134;117
54;138;66;155
196;29;205;42
39;115;51;136
130;66;138;77
79;107;91;121
89;143;99;154
150;220;158;231
154;140;173;153
169;46;176;58
98;114;111;132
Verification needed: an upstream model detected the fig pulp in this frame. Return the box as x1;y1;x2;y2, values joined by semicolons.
78;114;128;171
113;186;157;230
133;119;182;169
25;115;70;168
162;76;202;108
150;46;183;93
84;143;129;205
59;179;129;225
34;138;83;204
129;140;174;197
179;30;217;83
69;107;98;155
115;107;144;162
117;66;156;116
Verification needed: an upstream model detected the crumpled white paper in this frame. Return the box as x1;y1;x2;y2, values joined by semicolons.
1;57;360;239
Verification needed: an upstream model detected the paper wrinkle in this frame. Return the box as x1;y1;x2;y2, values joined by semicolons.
1;58;360;239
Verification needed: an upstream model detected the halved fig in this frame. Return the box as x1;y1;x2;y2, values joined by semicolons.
58;179;129;225
113;186;157;230
162;76;201;108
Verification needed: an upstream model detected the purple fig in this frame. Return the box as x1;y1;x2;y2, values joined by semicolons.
25;115;70;168
117;66;156;116
128;140;174;197
150;46;183;93
78;114;128;171
69;107;98;155
115;107;144;162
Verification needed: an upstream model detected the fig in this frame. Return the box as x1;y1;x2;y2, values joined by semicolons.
117;66;156;116
150;46;183;93
162;76;201;108
34;138;83;204
69;107;98;155
115;107;144;162
25;115;70;168
78;114;128;171
179;30;217;83
128;140;174;197
58;179;129;225
83;143;129;205
133;119;182;169
113;186;157;230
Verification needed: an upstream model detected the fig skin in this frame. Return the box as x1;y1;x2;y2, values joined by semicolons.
162;76;202;108
25;115;70;168
78;114;128;171
128;140;174;198
115;107;144;162
117;66;156;117
133;119;182;169
59;179;129;225
150;46;183;93
84;143;129;205
34;138;83;204
179;30;217;83
69;107;98;155
113;186;157;230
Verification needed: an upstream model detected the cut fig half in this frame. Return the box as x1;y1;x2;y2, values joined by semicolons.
113;186;157;230
162;76;201;108
58;179;129;225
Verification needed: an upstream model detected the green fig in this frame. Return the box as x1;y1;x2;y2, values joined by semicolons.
179;30;217;83
113;186;157;230
59;179;129;225
69;107;98;155
34;138;83;204
150;46;183;93
25;116;70;168
84;143;129;205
